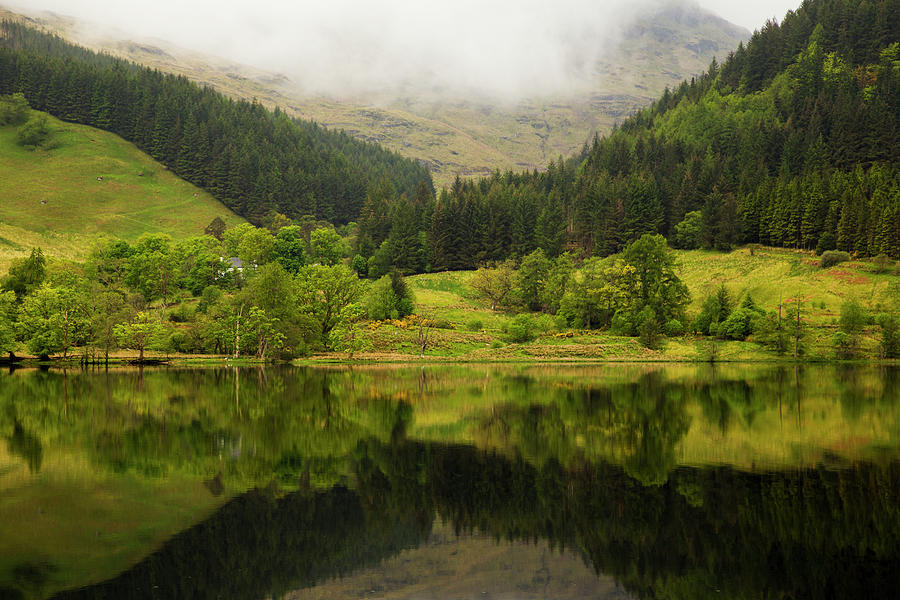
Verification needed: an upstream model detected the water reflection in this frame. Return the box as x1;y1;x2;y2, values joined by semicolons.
0;365;898;599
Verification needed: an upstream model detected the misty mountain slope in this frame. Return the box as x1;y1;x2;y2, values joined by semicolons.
0;18;433;227
1;3;748;186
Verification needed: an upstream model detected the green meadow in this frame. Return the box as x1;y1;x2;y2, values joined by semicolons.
0;112;243;271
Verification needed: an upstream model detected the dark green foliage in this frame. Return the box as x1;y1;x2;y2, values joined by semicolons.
820;250;851;267
0;21;431;226
816;231;836;254
0;247;46;299
877;313;900;358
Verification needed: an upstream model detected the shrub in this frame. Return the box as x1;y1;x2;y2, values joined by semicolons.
167;303;193;323
637;308;662;349
433;319;454;330
467;319;483;331
16;114;50;148
611;310;636;336
505;314;536;343
872;254;894;274
664;319;684;337
490;340;505;349
820;251;850;268
832;331;855;359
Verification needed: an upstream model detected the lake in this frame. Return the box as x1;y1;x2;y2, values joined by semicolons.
1;364;899;599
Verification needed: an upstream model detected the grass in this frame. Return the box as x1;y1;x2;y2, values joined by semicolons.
0;112;243;271
321;247;899;363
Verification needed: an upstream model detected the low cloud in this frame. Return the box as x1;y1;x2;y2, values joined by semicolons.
9;0;783;101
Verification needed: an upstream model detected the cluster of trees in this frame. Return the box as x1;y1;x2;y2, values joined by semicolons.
469;234;689;348
0;221;420;360
0;21;431;224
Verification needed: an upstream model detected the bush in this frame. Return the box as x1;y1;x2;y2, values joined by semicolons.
505;314;536;343
872;254;894;274
720;307;757;340
637;308;662;349
433;319;454;330
467;319;483;331
16;114;50;148
611;310;636;336
490;340;505;349
832;331;856;359
664;319;684;337
167;303;193;323
820;251;850;268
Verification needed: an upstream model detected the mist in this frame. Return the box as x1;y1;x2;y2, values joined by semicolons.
8;0;790;101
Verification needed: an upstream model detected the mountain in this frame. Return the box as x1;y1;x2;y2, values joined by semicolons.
0;3;748;186
381;0;899;272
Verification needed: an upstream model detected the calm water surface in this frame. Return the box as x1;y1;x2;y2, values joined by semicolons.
1;364;899;599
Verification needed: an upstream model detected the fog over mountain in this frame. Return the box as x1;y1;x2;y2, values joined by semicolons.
8;0;788;101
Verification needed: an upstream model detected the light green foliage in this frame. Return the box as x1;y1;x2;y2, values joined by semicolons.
113;311;167;361
470;261;517;311
223;223;256;257
126;234;176;304
0;92;30;125
838;299;868;336
366;273;414;321
273;225;307;274
517;249;551;311
296;264;365;346
198;285;224;314
87;286;131;359
0;290;17;355
560;257;638;329
504;314;537;343
623;234;690;325
243;306;285;359
173;235;224;295
16;113;50;148
835;298;868;358
693;285;733;335
673;211;703;250
310;227;344;266
18;285;87;358
719;296;765;341
85;238;132;287
241;263;311;357
542;253;574;315
237;227;275;267
328;303;371;357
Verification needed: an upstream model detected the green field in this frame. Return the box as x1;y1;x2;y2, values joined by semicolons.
332;247;899;362
0;112;243;271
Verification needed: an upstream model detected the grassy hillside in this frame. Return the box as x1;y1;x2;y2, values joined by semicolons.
328;247;899;362
0;111;243;271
